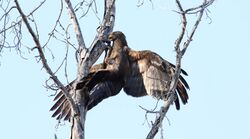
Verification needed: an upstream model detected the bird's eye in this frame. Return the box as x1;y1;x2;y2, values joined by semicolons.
108;34;113;40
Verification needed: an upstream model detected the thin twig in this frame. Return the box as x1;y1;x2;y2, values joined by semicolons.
43;0;64;48
185;0;214;14
146;0;214;138
181;0;208;55
0;0;46;53
27;0;46;17
14;0;79;121
64;0;86;49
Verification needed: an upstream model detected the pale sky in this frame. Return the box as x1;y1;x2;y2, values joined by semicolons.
1;0;250;139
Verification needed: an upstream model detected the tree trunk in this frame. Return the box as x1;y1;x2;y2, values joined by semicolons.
70;1;116;139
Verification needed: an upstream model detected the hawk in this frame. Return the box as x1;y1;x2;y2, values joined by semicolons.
50;31;189;120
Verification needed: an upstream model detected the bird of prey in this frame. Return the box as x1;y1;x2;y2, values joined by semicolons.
50;31;189;121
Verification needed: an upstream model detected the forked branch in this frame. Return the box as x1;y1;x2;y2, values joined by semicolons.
14;0;79;121
64;0;116;139
146;0;214;139
64;0;86;50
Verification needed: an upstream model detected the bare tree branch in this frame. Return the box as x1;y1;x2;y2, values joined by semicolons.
86;0;116;67
3;0;215;138
0;0;49;53
62;0;88;138
0;1;19;52
137;0;154;8
146;0;214;138
14;0;79;127
181;0;211;55
64;0;86;50
184;0;215;14
27;0;46;17
43;0;64;48
64;0;116;139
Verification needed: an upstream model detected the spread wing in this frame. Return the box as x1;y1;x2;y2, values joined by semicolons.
50;63;123;121
51;31;131;121
123;49;189;110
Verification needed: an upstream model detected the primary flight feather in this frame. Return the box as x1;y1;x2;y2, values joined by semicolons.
50;31;189;121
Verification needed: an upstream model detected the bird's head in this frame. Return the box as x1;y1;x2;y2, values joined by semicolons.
108;31;128;47
108;31;126;41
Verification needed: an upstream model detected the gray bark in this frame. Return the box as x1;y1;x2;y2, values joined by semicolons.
69;1;116;139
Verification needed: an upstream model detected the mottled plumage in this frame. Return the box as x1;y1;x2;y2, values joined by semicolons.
50;31;189;121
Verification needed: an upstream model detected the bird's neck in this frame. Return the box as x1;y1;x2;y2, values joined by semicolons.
113;39;127;50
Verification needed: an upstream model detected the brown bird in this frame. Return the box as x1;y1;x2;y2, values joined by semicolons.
50;31;189;121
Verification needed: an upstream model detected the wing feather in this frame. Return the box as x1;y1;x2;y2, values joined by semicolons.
123;57;147;97
51;99;67;118
125;49;171;99
87;81;123;110
179;75;190;89
176;81;189;104
50;94;66;111
123;74;147;97
63;108;71;121
56;101;70;120
53;91;63;101
125;49;189;109
50;63;120;120
174;91;180;110
169;62;188;76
